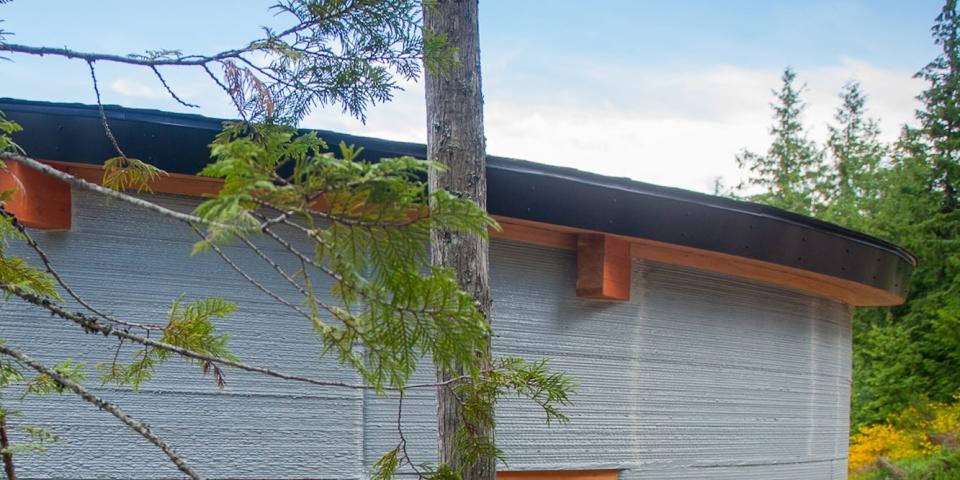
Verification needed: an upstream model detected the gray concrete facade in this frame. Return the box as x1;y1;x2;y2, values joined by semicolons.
0;190;851;479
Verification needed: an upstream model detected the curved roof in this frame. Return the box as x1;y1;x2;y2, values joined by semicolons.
0;98;915;303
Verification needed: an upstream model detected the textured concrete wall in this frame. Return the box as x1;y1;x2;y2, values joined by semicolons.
0;190;851;479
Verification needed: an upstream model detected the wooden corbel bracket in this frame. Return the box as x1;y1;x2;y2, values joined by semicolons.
576;233;631;301
0;160;71;230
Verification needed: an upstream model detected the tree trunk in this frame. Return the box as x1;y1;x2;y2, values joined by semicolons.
423;1;493;479
0;413;16;480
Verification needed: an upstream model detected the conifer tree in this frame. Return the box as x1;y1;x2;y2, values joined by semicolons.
829;0;960;428
819;82;887;230
422;1;496;478
737;68;825;215
874;0;960;415
917;0;960;214
0;2;573;478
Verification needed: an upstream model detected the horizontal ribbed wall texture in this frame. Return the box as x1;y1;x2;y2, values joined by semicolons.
0;191;851;479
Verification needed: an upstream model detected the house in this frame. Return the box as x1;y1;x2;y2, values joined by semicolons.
0;98;915;479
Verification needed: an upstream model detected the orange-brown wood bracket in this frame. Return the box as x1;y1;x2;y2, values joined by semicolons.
498;470;618;480
0;160;71;230
576;233;631;301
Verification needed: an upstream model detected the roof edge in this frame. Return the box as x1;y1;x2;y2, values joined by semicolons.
0;97;916;302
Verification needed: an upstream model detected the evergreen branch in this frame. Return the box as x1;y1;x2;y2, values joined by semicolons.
254;216;401;308
0;342;201;480
249;217;371;307
265;217;474;321
257;196;425;230
255;221;409;331
0;2;413;69
0;152;475;391
2;1;425;122
251;223;366;321
0;42;244;67
0;284;465;391
269;0;363;42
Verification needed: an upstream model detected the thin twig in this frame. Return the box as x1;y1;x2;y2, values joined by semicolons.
202;63;249;124
0;284;464;391
0;43;243;66
256;196;425;230
238;236;309;297
191;225;312;320
0;342;202;480
396;390;423;477
110;337;126;374
87;61;129;161
0;406;15;480
150;66;199;108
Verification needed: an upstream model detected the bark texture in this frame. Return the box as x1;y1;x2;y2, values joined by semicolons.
0;413;15;480
423;0;493;478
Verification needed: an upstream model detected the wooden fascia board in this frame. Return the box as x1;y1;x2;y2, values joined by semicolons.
45;160;224;197
35;159;902;306
627;236;903;307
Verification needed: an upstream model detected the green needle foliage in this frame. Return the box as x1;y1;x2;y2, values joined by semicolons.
20;360;86;398
735;0;960;436
736;67;825;216
99;297;238;391
0;108;574;478
0;1;575;476
0;110;22;155
192;123;575;477
102;157;167;193
0;340;85;460
0;212;58;302
194;122;499;391
0;119;70;465
847;0;960;429
258;0;425;123
818;82;887;231
450;358;575;467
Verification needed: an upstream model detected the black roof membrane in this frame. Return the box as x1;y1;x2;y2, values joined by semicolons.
0;98;915;300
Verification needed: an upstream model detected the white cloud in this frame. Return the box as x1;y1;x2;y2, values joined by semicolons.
109;78;164;99
303;59;924;194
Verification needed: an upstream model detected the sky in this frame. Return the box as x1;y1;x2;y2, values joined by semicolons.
0;1;945;193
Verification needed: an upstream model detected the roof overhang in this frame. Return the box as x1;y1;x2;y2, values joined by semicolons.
0;98;916;306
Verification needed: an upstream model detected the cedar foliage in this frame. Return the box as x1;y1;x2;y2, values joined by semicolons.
0;118;574;479
0;2;574;478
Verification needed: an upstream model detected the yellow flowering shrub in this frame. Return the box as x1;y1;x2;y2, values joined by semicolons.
929;396;960;434
848;395;960;477
849;423;936;473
